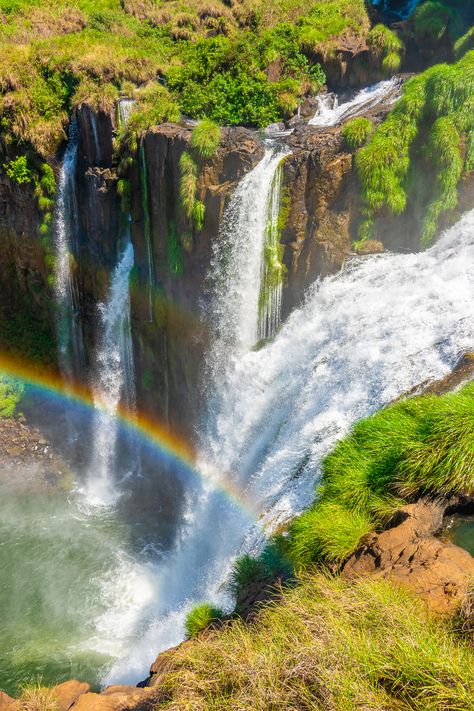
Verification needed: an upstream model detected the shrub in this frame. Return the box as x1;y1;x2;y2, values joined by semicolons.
3;156;32;184
190;119;221;159
341;117;374;149
0;376;24;418
185;602;224;638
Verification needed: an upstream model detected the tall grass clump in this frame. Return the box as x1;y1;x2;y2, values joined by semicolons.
367;24;404;75
18;681;59;710
149;573;474;710
341;117;374;149
356;50;474;246
185;603;224;639
288;381;474;567
190;119;221;159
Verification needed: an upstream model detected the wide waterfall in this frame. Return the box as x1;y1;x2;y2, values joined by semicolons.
86;239;136;506
104;201;474;686
53;119;85;379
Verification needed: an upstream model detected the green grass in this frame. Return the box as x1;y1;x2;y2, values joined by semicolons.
356;49;474;246
341;116;374;149
190;119;221;159
150;572;474;709
287;381;474;568
185;603;224;639
367;23;403;75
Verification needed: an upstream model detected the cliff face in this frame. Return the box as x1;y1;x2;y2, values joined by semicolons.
128;123;264;439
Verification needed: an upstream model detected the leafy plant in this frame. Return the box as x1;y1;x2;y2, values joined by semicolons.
3;156;32;184
0;376;24;418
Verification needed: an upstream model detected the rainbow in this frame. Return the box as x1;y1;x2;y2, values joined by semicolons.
0;353;260;519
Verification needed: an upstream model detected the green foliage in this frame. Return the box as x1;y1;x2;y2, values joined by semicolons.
190;119;221;159
367;24;403;76
3;155;31;184
413;1;454;46
0;376;24;418
341;117;374;149
227;540;293;608
192;200;206;232
288;382;474;568
185;602;224;639
357;51;474;246
289;502;372;566
152;572;474;709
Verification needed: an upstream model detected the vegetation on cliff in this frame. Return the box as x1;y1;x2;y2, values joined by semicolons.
0;0;384;159
288;380;474;567
154;573;474;709
0;376;24;418
356;48;474;246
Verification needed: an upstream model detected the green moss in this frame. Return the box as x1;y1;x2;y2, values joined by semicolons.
288;381;474;568
185;603;224;639
341;117;374;149
356;51;474;246
167;220;184;277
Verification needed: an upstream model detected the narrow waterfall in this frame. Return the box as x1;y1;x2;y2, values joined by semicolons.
104;201;474;689
208;145;289;366
86;240;136;506
309;77;401;127
53;119;85;379
257;159;286;341
117;99;136;129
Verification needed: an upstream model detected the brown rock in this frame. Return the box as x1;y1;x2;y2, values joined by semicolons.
71;686;153;710
343;500;474;614
0;691;19;710
52;680;91;710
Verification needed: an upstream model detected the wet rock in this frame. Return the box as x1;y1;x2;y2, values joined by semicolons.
343;500;474;614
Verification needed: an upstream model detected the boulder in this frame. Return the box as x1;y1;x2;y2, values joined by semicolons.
71;685;154;710
52;680;91;710
343;500;474;614
0;692;19;710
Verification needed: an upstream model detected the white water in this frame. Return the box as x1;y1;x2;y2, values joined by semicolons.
53;120;85;379
103;207;474;686
86;241;136;506
309;77;401;127
208;144;289;361
257;160;286;341
117;99;136;129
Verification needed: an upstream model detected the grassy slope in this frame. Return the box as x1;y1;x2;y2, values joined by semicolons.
155;573;474;710
0;0;372;156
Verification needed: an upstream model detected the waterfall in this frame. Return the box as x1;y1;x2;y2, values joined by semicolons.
85;240;136;506
104;205;474;688
117;99;136;129
309;78;401;127
208;144;289;366
257;159;286;341
54;119;85;379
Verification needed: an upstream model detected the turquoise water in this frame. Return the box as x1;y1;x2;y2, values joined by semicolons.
0;481;143;696
449;515;474;556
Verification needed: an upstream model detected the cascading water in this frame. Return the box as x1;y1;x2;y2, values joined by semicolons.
86;239;136;506
117;99;136;129
309;77;401;127
257;159;286;341
54;119;85;380
103;197;474;687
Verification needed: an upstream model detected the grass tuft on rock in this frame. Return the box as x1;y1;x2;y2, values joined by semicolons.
190;119;221;159
341;116;374;149
287;381;474;568
185;602;224;639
